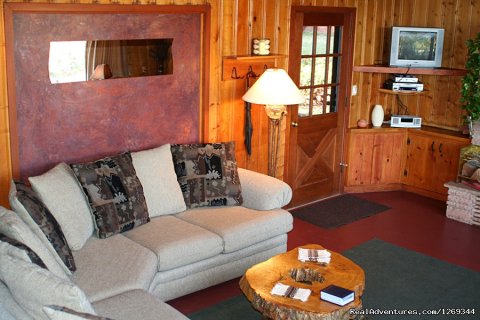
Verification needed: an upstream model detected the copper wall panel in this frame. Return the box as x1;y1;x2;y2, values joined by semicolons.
13;12;200;178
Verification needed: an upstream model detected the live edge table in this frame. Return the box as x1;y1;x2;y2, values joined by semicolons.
239;244;365;320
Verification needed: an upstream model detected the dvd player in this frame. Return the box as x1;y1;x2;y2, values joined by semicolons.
392;74;419;83
392;82;423;91
383;79;424;92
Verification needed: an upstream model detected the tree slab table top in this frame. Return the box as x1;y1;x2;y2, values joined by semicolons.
239;244;365;320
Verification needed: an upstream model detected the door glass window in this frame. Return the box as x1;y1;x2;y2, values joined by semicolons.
299;25;342;117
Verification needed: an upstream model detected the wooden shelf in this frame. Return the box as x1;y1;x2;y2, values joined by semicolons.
378;88;429;95
353;64;467;76
223;54;286;61
222;54;286;80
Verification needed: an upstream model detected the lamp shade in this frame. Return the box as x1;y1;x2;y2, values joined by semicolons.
242;68;305;105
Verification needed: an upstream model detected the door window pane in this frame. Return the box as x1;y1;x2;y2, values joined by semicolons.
327;57;340;84
328;86;338;113
300;58;313;87
298;88;311;117
314;57;326;85
330;26;342;54
312;87;324;115
316;26;328;55
302;27;314;55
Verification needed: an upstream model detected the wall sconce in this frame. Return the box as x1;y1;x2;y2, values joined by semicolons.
242;68;305;177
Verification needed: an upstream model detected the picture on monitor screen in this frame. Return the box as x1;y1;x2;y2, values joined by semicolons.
398;31;437;61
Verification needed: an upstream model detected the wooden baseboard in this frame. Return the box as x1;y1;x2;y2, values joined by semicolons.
344;183;403;193
344;183;447;201
402;185;447;201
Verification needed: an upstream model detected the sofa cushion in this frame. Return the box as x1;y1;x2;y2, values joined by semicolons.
11;181;76;272
92;290;189;320
70;152;150;239
71;234;157;302
43;306;113;320
29;162;94;250
176;206;294;253
171;142;243;208
7;185;71;277
0;232;46;269
124;215;223;271
0;254;95;320
131;144;186;217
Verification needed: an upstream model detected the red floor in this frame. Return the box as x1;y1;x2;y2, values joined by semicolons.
168;191;480;315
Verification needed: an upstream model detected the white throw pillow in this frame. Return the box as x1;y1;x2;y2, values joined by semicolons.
29;163;94;250
131;144;186;217
0;206;69;279
0;254;95;320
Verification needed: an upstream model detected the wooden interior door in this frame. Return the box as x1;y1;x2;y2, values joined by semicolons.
285;7;355;207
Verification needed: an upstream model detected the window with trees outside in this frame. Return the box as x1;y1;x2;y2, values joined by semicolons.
298;25;342;117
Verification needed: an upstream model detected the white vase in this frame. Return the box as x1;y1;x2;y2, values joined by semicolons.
371;104;384;128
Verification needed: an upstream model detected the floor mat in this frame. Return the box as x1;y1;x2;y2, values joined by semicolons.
289;194;390;228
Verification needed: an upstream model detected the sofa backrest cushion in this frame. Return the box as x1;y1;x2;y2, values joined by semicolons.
43;305;113;320
0;232;46;269
9;181;76;273
29;163;94;251
70;152;150;239
170;142;243;208
131;144;186;217
0;205;69;279
0;254;95;320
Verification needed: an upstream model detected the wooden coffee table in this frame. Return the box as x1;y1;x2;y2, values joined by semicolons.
239;244;365;320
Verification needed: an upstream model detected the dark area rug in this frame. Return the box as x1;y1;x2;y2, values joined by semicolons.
289;194;390;228
188;239;480;320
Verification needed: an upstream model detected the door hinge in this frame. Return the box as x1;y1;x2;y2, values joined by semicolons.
404;169;408;177
407;137;411;145
344;96;348;108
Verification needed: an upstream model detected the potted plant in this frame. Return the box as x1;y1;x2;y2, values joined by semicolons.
461;32;480;142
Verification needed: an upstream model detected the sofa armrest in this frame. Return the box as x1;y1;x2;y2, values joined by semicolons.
238;168;292;210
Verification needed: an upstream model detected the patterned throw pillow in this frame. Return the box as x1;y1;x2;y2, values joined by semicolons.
0;232;47;269
43;305;114;320
171;142;243;208
14;181;76;272
70;152;150;239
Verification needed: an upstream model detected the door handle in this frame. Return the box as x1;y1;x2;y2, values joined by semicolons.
291;122;299;127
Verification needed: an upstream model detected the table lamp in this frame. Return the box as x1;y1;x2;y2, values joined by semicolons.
242;68;305;177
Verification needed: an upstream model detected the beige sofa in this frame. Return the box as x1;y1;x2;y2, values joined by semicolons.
0;144;293;320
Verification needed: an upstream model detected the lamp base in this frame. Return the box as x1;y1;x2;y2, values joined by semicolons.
265;105;286;177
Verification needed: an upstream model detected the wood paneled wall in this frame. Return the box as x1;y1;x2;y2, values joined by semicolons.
1;0;479;207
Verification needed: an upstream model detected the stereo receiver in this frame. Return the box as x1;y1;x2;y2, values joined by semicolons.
390;115;422;128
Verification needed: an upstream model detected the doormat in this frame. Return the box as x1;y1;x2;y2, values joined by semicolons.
289;194;390;228
188;239;480;320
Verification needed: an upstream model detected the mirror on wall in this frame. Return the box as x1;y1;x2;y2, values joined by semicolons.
49;38;173;84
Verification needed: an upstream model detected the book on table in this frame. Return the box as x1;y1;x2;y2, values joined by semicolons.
320;284;354;306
